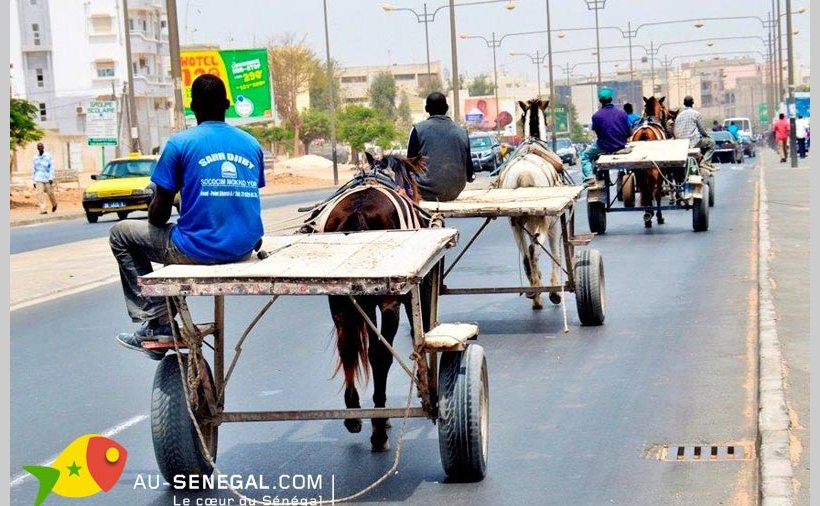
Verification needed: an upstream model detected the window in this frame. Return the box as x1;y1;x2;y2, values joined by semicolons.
394;73;415;81
340;75;366;83
141;19;148;32
30;0;37;4
35;68;44;87
129;18;135;30
96;61;115;78
38;102;47;121
32;23;41;46
90;15;113;34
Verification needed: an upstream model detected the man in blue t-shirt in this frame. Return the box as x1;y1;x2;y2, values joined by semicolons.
580;88;632;186
113;74;265;359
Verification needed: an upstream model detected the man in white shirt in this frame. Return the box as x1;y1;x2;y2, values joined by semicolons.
795;115;809;159
32;142;57;214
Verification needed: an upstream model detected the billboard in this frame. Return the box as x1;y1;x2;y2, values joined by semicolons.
180;49;272;121
464;97;517;132
86;101;118;146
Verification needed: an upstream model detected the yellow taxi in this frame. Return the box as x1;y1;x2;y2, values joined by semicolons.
82;153;178;223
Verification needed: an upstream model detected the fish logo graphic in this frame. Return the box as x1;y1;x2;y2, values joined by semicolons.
23;434;127;506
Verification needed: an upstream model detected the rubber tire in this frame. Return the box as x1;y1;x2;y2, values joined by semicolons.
86;211;99;224
622;173;636;208
574;249;606;326
587;201;607;234
117;211;130;220
693;184;710;232
152;354;218;484
438;344;489;482
707;175;715;207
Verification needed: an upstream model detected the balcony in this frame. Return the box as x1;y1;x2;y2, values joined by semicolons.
133;75;172;97
129;32;167;56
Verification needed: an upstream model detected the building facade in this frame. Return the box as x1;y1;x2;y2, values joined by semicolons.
11;0;174;170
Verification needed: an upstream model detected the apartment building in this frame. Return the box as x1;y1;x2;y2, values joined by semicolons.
11;0;173;169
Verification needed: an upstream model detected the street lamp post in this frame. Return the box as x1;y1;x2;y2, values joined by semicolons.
544;0;557;150
583;0;607;86
784;0;797;166
510;50;544;97
322;0;338;184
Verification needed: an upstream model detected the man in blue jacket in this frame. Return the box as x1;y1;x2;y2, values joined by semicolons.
580;88;632;186
113;74;265;360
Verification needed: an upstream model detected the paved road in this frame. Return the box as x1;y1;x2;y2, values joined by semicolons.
10;158;760;505
10;189;334;254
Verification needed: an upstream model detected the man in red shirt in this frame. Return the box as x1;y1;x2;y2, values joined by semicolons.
773;113;791;163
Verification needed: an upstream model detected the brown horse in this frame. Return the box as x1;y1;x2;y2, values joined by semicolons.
630;96;669;227
311;153;427;452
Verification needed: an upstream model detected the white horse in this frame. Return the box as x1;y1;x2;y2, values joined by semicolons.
496;99;565;310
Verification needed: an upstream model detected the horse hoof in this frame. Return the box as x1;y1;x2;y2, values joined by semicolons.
657;217;665;225
644;220;652;228
344;419;362;434
370;435;390;452
549;292;562;305
532;301;543;310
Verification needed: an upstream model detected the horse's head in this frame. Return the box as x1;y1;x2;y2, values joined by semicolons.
518;98;550;143
365;152;427;202
642;96;667;123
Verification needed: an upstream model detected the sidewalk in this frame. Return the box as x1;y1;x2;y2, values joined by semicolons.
758;149;810;505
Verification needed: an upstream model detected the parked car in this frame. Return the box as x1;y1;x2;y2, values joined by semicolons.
554;137;578;165
739;133;757;158
710;131;744;164
722;117;754;139
469;132;503;171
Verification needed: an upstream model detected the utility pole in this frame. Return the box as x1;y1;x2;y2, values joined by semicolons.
322;0;339;185
776;0;783;104
122;0;140;153
166;0;186;132
785;0;797;167
449;0;461;121
545;0;557;151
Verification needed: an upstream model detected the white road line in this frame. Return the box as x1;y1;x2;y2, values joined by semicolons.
10;414;148;488
10;275;120;312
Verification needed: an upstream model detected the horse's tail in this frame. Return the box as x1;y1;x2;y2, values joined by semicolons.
329;295;370;389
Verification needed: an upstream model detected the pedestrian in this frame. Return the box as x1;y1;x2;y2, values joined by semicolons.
795;114;809;159
711;120;724;132
623;102;641;128
32;142;58;214
673;96;715;169
773;113;791;163
726;121;740;140
406;92;474;202
580;87;632;186
113;74;266;360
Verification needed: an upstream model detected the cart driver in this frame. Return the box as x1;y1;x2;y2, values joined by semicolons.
673;96;715;169
580;87;633;186
112;74;266;360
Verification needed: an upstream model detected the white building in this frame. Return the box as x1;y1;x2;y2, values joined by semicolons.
11;0;174;167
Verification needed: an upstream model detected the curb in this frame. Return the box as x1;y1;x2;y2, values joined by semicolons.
757;160;794;505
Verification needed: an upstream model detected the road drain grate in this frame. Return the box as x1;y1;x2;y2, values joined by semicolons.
648;443;753;462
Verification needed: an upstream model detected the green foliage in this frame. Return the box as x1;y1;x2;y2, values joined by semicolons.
299;108;330;151
796;84;810;92
467;74;495;97
309;58;342;112
369;71;397;120
566;102;589;143
240;124;294;154
337;105;397;152
397;91;412;134
10;98;43;150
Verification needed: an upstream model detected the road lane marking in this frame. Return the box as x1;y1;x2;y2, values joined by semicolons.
10;275;120;312
10;414;148;488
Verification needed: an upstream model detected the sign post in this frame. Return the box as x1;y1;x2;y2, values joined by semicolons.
87;100;118;168
758;102;769;125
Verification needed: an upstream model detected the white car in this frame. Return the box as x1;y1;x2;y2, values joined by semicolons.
554;138;578;166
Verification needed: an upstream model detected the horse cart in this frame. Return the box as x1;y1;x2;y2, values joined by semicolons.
587;139;713;234
419;185;606;326
137;228;491;484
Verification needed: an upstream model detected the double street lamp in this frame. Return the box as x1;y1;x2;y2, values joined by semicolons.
382;0;515;122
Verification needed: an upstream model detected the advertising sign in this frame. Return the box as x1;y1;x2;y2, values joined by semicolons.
86;101;118;146
758;103;769;125
180;49;273;121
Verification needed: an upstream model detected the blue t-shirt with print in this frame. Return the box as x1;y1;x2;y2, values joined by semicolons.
151;121;265;263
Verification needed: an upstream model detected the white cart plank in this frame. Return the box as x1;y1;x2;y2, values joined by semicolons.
596;139;691;168
419;186;584;218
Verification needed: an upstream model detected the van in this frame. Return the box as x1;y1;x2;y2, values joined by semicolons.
723;117;753;138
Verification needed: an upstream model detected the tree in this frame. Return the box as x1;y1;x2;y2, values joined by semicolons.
418;74;444;98
268;35;321;155
397;91;413;134
796;84;810;92
10;98;44;173
468;74;495;97
369;71;397;120
309;58;342;112
299;108;330;153
337;105;397;157
241;123;294;156
566;103;589;143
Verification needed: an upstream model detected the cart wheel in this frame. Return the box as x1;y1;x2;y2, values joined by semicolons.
152;354;219;484
574;249;606;326
438;344;489;482
707;175;715;207
622;173;636;208
692;184;710;232
587;201;607;234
